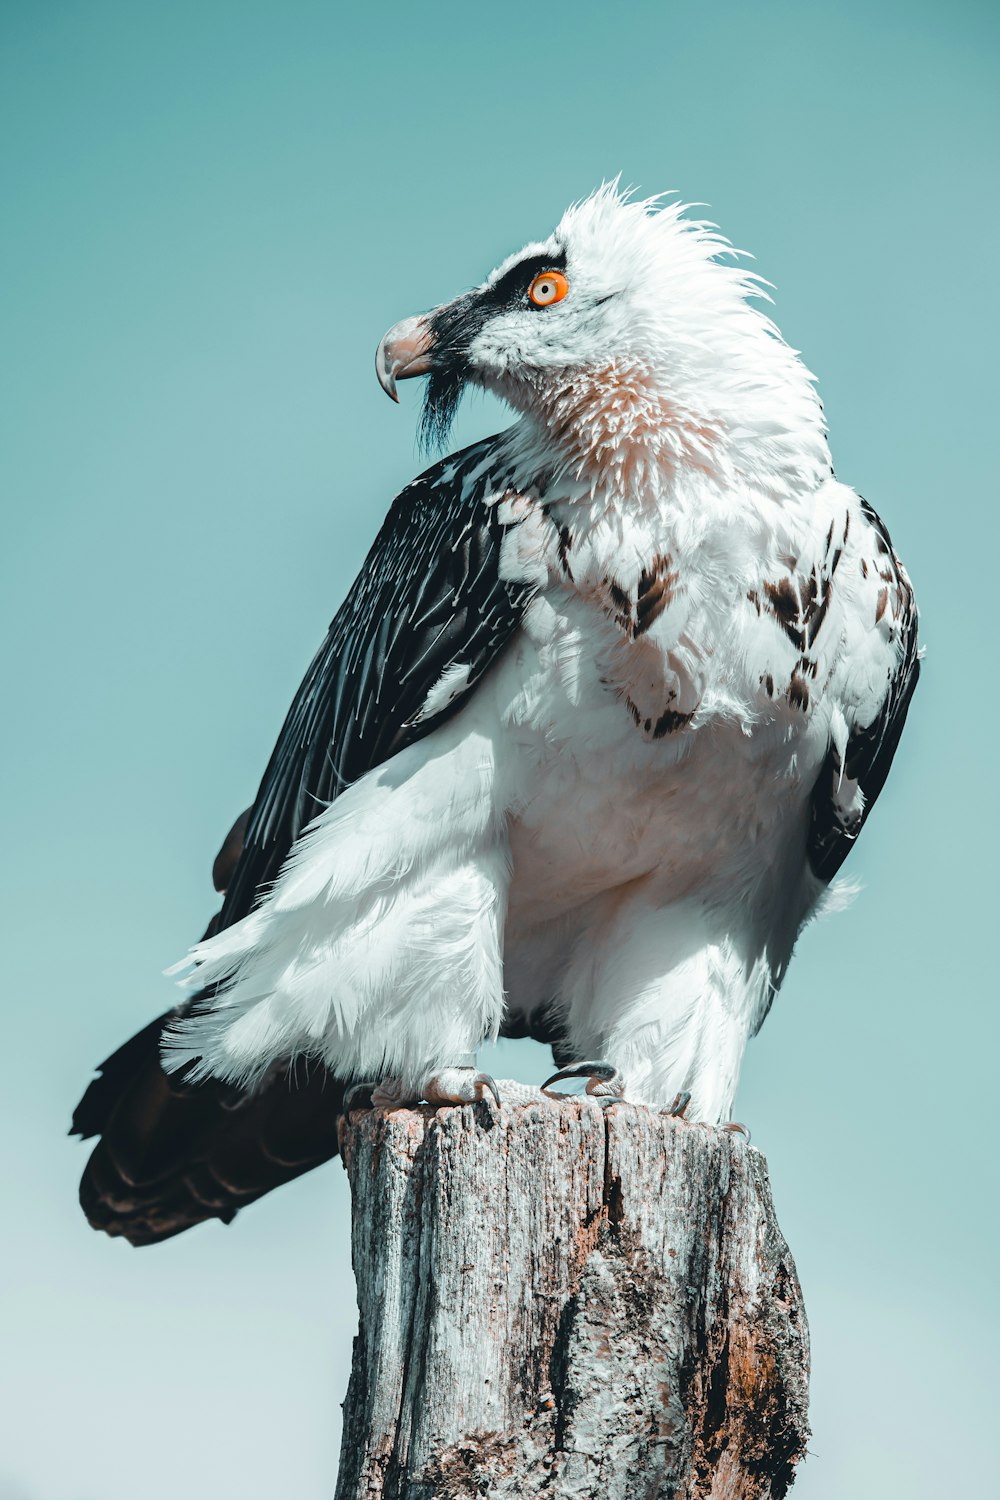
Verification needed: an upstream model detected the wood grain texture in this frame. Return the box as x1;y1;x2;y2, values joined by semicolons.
335;1098;809;1500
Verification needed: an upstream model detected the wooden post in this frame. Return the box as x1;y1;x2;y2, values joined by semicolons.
335;1097;809;1500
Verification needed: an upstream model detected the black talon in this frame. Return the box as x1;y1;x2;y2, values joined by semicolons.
665;1090;692;1119
542;1060;618;1093
723;1121;751;1143
344;1082;377;1110
473;1072;502;1109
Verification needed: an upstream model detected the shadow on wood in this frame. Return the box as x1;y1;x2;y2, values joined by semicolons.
335;1098;808;1500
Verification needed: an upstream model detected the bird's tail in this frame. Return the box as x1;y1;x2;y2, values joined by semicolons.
71;1010;344;1246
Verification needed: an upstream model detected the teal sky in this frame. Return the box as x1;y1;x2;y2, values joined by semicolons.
2;2;997;1496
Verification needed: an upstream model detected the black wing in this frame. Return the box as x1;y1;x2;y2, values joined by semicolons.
807;499;920;881
73;433;546;1244
220;434;537;928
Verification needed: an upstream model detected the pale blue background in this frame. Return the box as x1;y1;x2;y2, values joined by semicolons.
2;2;997;1496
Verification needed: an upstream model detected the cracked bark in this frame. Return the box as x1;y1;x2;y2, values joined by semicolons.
334;1100;809;1500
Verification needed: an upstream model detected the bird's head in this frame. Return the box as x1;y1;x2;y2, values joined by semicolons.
376;183;828;495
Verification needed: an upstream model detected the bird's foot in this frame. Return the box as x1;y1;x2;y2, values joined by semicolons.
662;1090;692;1119
369;1076;417;1110
349;1070;503;1111
541;1060;626;1107
657;1096;748;1137
344;1081;380;1110
419;1067;501;1108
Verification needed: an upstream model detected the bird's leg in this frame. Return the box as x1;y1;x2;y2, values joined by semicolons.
541;1059;627;1107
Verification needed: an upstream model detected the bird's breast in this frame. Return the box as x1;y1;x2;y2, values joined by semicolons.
494;594;825;931
488;478;866;922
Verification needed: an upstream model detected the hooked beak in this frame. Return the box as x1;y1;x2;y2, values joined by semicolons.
375;313;435;403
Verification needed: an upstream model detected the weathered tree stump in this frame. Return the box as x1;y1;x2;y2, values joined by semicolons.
335;1098;809;1500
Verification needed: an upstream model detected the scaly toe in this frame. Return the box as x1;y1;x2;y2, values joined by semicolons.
662;1090;692;1119
371;1076;416;1111
543;1059;618;1088
542;1060;624;1100
421;1068;501;1108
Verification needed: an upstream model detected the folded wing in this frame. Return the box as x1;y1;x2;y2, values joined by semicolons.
73;435;543;1243
808;498;920;881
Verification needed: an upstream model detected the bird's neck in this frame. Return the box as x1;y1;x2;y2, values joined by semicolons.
503;355;831;511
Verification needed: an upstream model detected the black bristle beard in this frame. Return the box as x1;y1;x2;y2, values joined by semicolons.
418;364;468;454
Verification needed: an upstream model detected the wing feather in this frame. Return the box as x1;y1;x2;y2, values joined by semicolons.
219;435;535;928
807;498;920;881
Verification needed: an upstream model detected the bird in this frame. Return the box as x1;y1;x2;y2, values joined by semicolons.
72;183;919;1245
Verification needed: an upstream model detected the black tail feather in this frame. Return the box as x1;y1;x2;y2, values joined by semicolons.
72;1014;344;1246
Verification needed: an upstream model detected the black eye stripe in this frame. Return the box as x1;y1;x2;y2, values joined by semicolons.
481;248;568;311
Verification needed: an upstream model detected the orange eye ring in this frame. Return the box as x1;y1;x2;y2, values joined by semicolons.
528;269;570;307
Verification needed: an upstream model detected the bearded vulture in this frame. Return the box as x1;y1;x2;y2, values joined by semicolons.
72;186;919;1244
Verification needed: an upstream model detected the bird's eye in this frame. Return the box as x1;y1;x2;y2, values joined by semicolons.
528;270;569;307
